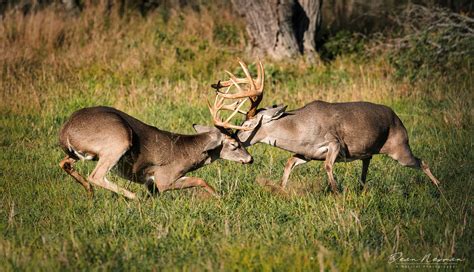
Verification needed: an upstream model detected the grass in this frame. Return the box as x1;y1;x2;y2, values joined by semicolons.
1;3;473;271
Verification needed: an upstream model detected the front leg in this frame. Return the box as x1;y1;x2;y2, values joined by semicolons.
153;174;218;197
169;177;218;197
280;155;308;189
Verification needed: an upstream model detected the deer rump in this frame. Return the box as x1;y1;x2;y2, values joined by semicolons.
60;106;172;180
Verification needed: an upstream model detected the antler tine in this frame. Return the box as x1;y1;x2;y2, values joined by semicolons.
207;100;220;125
221;101;248;115
216;77;261;99
225;70;249;84
209;83;231;124
208;98;251;131
215;60;264;100
209;82;250;130
228;75;244;94
212;70;248;89
244;60;264;119
238;60;256;91
214;83;232;110
256;61;264;92
218;122;252;131
216;79;247;114
208;59;265;128
224;97;249;124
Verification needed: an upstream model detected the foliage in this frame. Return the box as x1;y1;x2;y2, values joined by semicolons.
388;5;474;81
0;3;473;271
319;30;367;61
213;22;241;46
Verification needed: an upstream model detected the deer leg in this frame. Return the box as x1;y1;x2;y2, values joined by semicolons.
419;160;440;186
402;158;440;186
280;155;308;188
390;146;440;186
324;142;340;194
360;157;372;190
59;155;93;197
88;157;136;200
145;177;159;196
160;177;219;197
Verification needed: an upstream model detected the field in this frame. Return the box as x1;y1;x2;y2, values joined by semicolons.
1;4;473;270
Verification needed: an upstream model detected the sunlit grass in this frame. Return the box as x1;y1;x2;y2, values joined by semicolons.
0;3;472;271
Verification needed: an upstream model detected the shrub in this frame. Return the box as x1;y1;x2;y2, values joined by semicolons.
388;5;474;81
213;22;240;46
319;30;367;61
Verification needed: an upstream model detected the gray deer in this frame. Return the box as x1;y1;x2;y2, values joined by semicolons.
58;92;253;199
211;60;441;193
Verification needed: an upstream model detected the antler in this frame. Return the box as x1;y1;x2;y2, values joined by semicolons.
212;60;264;119
208;83;252;131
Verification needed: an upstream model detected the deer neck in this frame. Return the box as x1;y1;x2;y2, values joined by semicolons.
171;133;216;173
257;116;311;152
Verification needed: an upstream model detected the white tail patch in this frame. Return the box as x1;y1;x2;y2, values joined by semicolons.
73;149;95;161
67;138;95;161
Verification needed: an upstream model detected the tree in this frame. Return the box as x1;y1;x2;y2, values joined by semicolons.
62;0;81;12
230;0;323;59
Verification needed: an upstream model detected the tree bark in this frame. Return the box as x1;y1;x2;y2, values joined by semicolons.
230;0;298;59
62;0;81;12
299;0;323;55
231;0;323;60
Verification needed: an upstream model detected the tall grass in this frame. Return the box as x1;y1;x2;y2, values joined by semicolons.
1;3;473;271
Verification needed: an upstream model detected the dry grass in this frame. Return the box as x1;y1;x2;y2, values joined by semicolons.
0;2;246;115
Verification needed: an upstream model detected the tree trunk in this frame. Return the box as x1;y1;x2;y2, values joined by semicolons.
299;0;323;56
231;0;323;60
62;0;81;12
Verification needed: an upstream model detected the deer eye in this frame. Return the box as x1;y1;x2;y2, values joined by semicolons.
230;141;238;149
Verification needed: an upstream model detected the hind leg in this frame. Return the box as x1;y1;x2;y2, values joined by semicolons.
59;155;93;197
150;174;218;197
88;154;136;200
324;142;340;194
389;146;440;186
167;177;218;197
360;157;372;190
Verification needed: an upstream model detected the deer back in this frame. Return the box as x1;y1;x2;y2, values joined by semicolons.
237;101;407;160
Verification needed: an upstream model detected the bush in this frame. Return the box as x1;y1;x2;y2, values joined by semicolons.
213;23;240;46
388;5;474;81
319;30;367;61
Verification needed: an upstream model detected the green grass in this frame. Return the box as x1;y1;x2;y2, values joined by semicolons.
1;5;473;271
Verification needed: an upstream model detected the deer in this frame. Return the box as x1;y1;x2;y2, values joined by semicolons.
58;90;254;200
210;60;441;194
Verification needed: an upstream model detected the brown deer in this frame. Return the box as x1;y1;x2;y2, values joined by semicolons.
58;91;253;200
211;60;441;193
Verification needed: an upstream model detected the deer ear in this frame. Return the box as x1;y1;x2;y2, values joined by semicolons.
271;105;287;120
262;105;287;122
237;115;263;143
203;132;223;152
193;124;218;134
193;125;223;151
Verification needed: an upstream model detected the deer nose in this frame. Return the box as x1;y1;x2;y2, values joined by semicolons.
246;157;253;164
